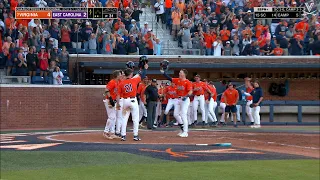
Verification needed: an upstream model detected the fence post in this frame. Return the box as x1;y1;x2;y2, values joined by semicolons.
269;105;274;122
297;105;302;123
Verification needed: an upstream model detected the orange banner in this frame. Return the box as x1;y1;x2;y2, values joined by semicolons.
15;11;52;19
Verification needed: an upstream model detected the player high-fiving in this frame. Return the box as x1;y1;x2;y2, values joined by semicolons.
161;63;193;138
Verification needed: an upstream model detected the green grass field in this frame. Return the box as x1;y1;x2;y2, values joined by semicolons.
1;151;319;180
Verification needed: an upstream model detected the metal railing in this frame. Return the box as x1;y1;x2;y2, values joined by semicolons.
214;100;320;125
162;48;201;55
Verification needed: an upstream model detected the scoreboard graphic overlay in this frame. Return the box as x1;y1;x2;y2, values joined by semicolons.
15;7;118;19
254;7;304;19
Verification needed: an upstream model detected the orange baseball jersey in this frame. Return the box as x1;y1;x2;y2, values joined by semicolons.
158;87;166;104
223;88;239;105
118;76;141;98
137;83;147;101
246;87;254;101
165;86;178;99
209;85;217;101
220;96;225;103
106;79;120;100
193;81;207;96
172;78;193;97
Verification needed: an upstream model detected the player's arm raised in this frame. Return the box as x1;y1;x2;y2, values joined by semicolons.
133;63;149;79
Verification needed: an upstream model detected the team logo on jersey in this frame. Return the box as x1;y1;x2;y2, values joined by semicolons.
124;84;133;93
177;86;185;91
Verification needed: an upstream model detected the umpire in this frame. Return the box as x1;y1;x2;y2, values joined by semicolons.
144;79;159;129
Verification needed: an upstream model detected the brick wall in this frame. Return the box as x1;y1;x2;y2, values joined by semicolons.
1;79;319;130
0;85;106;130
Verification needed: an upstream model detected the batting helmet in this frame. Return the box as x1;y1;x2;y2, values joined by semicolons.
138;55;148;68
126;61;135;69
160;59;169;70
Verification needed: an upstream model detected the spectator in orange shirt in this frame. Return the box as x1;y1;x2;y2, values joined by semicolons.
201;30;214;55
254;20;264;38
165;0;173;23
241;26;253;39
144;29;156;55
295;17;309;36
220;25;231;44
5;13;15;31
175;0;185;15
171;8;182;40
273;44;284;56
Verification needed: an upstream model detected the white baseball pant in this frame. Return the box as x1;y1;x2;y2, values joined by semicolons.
246;100;254;122
164;99;182;124
121;97;140;136
193;95;205;122
205;98;217;123
187;102;194;125
252;106;261;125
139;99;147;120
219;102;226;122
176;97;190;132
103;99;116;133
154;101;162;125
236;105;241;121
115;99;123;135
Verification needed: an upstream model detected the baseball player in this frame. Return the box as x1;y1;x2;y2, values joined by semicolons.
115;70;125;137
116;64;148;141
161;69;193;137
188;96;194;126
245;77;254;125
222;82;239;128
192;75;212;127
205;81;218;126
163;81;180;127
137;77;149;128
103;70;122;139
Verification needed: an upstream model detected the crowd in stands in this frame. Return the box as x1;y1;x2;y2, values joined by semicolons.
153;0;320;56
0;0;319;82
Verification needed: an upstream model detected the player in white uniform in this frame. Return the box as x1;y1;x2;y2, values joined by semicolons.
103;70;122;139
161;69;193;137
163;82;180;126
116;65;148;141
192;75;212;127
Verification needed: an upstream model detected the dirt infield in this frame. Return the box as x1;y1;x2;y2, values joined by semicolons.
43;129;320;158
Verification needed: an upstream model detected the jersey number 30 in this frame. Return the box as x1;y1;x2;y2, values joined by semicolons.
124;84;133;93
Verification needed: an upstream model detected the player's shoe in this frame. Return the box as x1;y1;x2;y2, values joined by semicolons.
221;122;227;127
153;124;157;128
133;136;141;141
233;124;238;128
115;133;121;138
250;122;254;125
121;136;126;141
110;134;121;139
177;130;183;136
103;132;113;140
252;125;261;128
173;122;178;126
139;123;145;128
179;132;188;138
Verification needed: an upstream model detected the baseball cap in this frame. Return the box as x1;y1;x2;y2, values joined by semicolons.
131;19;136;22
85;22;90;25
41;46;46;49
144;22;148;25
152;79;157;82
120;38;124;41
247;10;252;13
194;74;201;77
148;28;152;32
226;41;230;44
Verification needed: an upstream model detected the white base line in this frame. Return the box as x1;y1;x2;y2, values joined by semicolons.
220;137;320;150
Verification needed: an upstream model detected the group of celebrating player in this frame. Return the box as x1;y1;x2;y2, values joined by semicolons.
102;56;263;141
